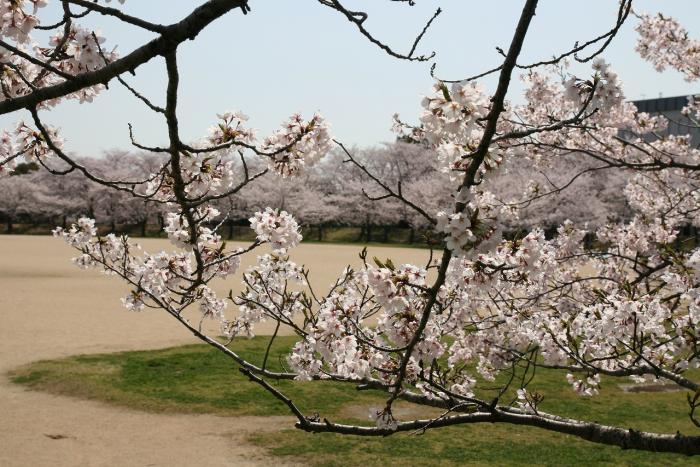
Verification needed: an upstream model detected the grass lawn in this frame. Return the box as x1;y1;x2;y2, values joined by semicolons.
9;336;700;466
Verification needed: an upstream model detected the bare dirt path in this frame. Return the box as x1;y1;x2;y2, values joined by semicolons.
0;235;428;466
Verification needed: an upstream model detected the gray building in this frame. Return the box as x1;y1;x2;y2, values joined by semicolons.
632;95;699;244
631;94;700;145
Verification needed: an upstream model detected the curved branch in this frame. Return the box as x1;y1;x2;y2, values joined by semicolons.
317;0;439;62
64;0;167;33
298;408;700;455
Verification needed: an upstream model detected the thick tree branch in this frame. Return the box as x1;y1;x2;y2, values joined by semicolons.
298;407;700;456
0;0;249;115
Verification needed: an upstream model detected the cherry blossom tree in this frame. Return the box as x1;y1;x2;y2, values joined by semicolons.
342;142;448;241
90;151;165;235
313;147;403;242
0;172;53;232
2;0;700;455
287;179;344;242
486;150;632;234
305;142;448;242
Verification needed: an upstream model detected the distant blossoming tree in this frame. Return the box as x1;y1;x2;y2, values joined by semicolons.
1;0;700;455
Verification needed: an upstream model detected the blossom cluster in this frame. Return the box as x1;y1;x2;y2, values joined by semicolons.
53;215;245;328
0;0;46;43
49;26;117;74
418;82;490;174
232;253;306;338
435;210;476;254
163;206;222;249
261;113;332;177
563;58;625;112
207;111;257;148
53;217;97;247
636;13;700;81
0;17;117;107
249;207;302;251
566;373;601;397
0;121;65;177
420;81;489;146
142;111;332;202
682;94;700;121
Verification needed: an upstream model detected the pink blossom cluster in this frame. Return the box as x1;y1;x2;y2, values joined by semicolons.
420;81;489;146
0;121;63;176
249;207;302;251
163;206;221;249
52;213;249;329
143;112;331;201
261;113;332;177
49;26;117;74
435;211;476;254
636;13;700;81
563;58;625;112
0;0;46;43
207;111;257;148
232;252;306;338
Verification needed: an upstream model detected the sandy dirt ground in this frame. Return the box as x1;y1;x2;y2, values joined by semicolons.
0;235;428;467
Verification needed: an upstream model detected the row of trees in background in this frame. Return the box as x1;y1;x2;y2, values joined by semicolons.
0;141;634;242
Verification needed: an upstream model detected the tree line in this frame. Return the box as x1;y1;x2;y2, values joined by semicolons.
0;141;638;243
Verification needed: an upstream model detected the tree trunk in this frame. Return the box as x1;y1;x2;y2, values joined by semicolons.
6;218;13;234
318;225;324;242
140;219;147;237
356;225;365;242
228;220;234;240
382;225;390;243
366;222;373;243
408;228;415;244
110;220;116;234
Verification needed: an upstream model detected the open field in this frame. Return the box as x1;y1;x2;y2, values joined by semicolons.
0;235;427;467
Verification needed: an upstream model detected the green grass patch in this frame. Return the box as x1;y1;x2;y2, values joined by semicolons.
9;337;700;466
9;337;385;417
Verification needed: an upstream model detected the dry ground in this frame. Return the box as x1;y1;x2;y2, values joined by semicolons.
0;235;428;467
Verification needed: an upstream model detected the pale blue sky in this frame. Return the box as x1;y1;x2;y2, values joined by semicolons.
5;0;700;156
